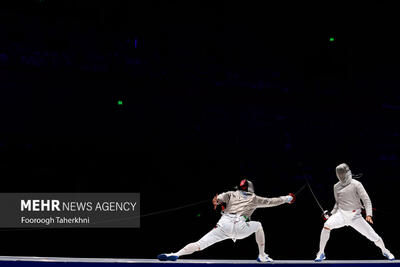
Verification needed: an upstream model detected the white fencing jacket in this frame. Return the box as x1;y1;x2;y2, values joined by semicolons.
217;190;290;218
331;179;373;217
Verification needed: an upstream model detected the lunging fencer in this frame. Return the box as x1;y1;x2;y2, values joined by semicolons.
315;163;395;261
158;179;295;262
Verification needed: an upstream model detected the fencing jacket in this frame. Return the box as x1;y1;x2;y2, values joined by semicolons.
217;190;289;218
331;179;373;217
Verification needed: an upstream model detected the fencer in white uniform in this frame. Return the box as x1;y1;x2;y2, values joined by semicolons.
315;163;395;261
158;179;295;262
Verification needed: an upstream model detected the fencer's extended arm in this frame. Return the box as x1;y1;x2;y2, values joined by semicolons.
356;182;373;217
254;195;288;208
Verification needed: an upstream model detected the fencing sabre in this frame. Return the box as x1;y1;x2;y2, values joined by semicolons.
294;183;306;196
297;162;326;213
306;178;325;213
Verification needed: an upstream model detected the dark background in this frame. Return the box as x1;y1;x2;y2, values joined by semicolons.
0;0;399;260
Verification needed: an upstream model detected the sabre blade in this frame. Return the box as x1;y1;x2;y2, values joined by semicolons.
306;180;325;212
294;184;306;196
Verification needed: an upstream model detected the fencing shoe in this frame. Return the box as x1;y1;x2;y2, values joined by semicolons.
157;253;179;261
257;253;273;263
315;252;326;262
383;251;395;261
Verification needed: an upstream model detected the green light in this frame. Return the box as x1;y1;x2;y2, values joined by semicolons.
117;100;123;106
329;37;335;42
196;213;201;217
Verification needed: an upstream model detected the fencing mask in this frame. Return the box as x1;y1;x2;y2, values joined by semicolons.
336;163;352;185
238;179;255;193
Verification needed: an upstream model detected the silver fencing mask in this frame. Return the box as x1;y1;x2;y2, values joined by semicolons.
336;163;352;185
239;179;255;193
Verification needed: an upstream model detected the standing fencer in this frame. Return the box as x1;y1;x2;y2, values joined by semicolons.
158;179;295;262
315;163;395;261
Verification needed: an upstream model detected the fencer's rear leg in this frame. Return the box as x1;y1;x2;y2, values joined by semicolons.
158;226;229;261
351;217;395;260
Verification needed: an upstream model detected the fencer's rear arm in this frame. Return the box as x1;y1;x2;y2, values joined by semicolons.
356;182;373;217
254;195;288;208
217;191;231;204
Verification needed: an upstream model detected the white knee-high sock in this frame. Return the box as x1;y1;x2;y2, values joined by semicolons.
374;238;388;253
255;226;266;255
319;228;331;254
176;242;200;256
